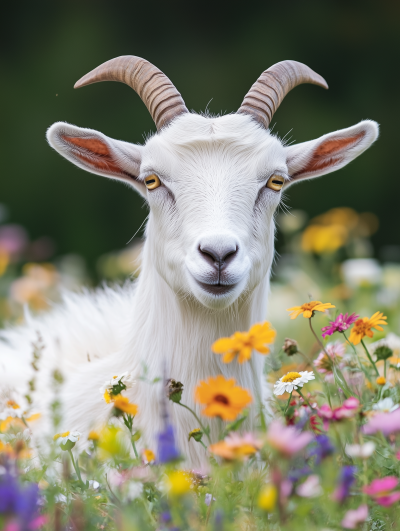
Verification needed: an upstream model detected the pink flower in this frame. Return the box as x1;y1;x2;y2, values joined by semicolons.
314;342;346;382
341;504;368;529
321;313;359;338
296;475;322;497
363;477;400;506
318;398;360;430
363;408;400;436
266;420;313;457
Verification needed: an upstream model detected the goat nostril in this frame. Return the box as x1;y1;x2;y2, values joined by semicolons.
199;244;238;267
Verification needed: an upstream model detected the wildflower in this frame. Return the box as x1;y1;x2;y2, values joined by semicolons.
273;370;315;396
333;466;357;503
212;322;276;364
288;466;312;483
195;375;252;421
374;345;393;361
282;338;298;356
0;468;45;530
287;301;335;320
258;484;277;511
157;424;180;463
142;449;155;464
166;471;191;497
363;408;400;436
188;428;203;443
372;397;399;413
307;434;335;463
265;420;313;457
209;433;262;461
88;430;100;441
376;376;386;386
112;395;138;416
313;342;345;382
363;477;400;506
349;311;387;345
341;504;368;529
98;425;129;460
342;258;382;288
205;493;216;506
166;379;184;403
53;430;81;451
345;442;375;459
125;481;144;501
321;313;359;338
100;372;135;402
296;475;322;498
318;397;360;429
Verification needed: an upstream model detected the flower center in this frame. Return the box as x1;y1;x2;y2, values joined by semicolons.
353;319;369;334
61;431;70;438
281;372;302;383
214;394;230;405
301;303;316;311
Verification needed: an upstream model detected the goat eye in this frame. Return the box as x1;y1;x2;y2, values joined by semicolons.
144;174;161;190
266;175;285;191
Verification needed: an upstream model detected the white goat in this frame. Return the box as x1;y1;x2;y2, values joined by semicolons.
0;56;378;467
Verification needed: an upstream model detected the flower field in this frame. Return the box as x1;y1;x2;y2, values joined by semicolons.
1;205;400;530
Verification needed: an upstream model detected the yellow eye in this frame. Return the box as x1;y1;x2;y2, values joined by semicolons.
144;174;161;190
266;175;285;191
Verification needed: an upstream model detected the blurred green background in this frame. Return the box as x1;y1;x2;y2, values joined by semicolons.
1;0;399;273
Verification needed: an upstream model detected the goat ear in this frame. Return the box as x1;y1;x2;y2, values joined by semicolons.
284;120;379;187
47;122;146;197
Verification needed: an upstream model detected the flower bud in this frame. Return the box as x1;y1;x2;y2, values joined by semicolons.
188;428;203;443
282;338;298;356
375;346;393;361
166;379;184;403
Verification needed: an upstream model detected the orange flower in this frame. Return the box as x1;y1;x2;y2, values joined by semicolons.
195;375;252;421
209;433;262;460
349;312;387;345
142;449;156;463
287;301;335;319
113;396;138;416
212;322;276;364
376;376;386;386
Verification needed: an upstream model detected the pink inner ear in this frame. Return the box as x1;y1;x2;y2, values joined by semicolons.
293;131;365;177
61;135;134;178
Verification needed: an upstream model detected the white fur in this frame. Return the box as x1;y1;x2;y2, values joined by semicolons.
0;113;379;467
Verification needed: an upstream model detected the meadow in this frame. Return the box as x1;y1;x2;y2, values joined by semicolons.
1;204;400;530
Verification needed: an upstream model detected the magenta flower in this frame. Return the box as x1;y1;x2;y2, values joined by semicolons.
318;398;360;430
266;420;313;457
321;313;359;338
341;504;368;529
363;408;400;436
364;477;400;506
314;342;345;382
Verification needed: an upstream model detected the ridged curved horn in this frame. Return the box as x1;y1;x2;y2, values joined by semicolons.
74;56;188;130
238;60;328;129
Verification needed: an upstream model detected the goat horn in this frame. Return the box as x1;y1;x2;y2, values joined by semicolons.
74;55;188;130
237;60;328;129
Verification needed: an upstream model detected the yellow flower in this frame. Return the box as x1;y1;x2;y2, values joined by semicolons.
302;224;348;254
88;430;100;441
6;400;20;410
287;301;335;319
53;430;70;441
142;449;155;463
0;416;25;433
376;376;386;386
349;312;387;345
113;395;138;416
212;322;276;364
166;471;192;496
98;425;129;460
103;390;112;404
258;484;277;512
195;375;252;421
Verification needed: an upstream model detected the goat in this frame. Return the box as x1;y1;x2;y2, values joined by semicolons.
0;56;378;467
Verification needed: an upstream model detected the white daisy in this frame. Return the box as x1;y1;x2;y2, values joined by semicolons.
99;372;135;396
274;371;315;396
53;430;81;450
0;400;23;420
372;397;399;413
345;442;375;459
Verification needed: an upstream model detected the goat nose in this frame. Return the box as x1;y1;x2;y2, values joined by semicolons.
199;241;238;269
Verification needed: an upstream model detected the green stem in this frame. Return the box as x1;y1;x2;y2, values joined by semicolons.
297;389;316;411
343;331;373;384
361;339;379;376
284;392;293;415
384;360;387;379
199;439;208;450
309;318;329;356
68;449;85;489
177;402;212;444
131;437;139;459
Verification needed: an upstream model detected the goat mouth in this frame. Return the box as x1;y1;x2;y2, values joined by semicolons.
195;280;237;296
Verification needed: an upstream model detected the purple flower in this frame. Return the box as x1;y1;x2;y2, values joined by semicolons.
0;469;44;530
321;313;359;338
157;424;180;463
333;466;357;503
288;466;312;482
308;434;335;463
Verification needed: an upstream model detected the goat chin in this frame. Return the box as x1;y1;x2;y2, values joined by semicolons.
0;250;273;468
